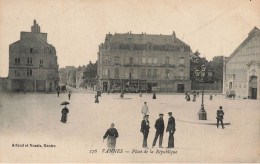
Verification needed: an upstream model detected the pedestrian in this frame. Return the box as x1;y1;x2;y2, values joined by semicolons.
152;113;164;148
153;91;156;99
186;92;190;101
57;90;60;97
216;106;225;129
193;92;196;102
166;112;176;148
197;91;199;97
141;102;149;119
68;91;71;100
140;115;150;148
210;94;213;100
61;105;69;123
108;89;110;95
139;91;142;97
120;90;124;98
95;94;99;103
103;123;119;149
185;91;188;100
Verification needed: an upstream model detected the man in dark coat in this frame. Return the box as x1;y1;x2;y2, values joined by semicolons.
152;91;156;99
152;113;164;148
61;105;69;123
95;94;99;103
216;106;225;129
140;115;150;148
166;112;175;148
103;123;119;149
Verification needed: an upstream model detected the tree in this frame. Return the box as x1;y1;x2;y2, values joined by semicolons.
83;61;97;87
208;56;224;82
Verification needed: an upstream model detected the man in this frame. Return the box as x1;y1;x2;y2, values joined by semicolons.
140;115;150;148
152;113;164;148
103;123;119;149
216;106;225;129
166;112;175;148
141;102;149;119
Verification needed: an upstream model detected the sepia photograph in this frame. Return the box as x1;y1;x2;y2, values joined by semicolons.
0;0;259;163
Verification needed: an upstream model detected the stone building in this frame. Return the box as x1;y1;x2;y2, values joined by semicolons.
59;66;76;87
223;27;260;99
97;31;191;93
6;20;59;92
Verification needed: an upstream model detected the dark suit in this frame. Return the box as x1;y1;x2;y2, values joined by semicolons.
141;120;150;148
166;116;175;148
216;109;224;128
152;118;164;147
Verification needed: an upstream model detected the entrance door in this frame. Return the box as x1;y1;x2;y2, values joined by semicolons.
147;83;152;93
177;84;185;93
251;88;257;99
103;82;108;92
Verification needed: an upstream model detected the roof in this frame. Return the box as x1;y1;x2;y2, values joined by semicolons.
226;26;260;62
106;32;189;47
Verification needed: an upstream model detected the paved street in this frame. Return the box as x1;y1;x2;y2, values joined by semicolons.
0;91;259;162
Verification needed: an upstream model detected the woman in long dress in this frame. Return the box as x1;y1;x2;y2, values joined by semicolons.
61;105;69;123
103;123;119;149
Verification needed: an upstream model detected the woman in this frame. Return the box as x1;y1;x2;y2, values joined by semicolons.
61;105;69;123
103;123;119;149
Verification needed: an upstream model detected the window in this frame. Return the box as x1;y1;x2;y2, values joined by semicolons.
27;58;32;64
115;68;119;78
165;70;170;79
180;70;184;77
147;69;151;77
39;59;43;66
180;58;184;64
142;57;146;64
141;69;146;77
14;70;20;77
129;57;133;64
27;69;32;76
103;55;110;63
129;68;133;73
102;68;108;76
153;69;157;77
148;58;152;64
30;48;33;53
15;58;20;64
153;58;158;64
165;57;169;65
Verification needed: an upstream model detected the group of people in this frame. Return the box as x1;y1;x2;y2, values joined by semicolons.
185;91;200;102
140;102;175;148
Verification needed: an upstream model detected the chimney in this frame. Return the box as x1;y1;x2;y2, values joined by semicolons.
172;31;176;42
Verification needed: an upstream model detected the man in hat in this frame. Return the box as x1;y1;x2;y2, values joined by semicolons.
216;106;225;129
152;113;165;148
140;115;150;148
103;123;119;149
141;102;149;119
166;112;175;148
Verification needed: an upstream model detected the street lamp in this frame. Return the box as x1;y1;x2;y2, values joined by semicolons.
195;64;212;120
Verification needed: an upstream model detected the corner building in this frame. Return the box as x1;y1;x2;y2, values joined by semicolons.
97;31;191;93
7;20;59;92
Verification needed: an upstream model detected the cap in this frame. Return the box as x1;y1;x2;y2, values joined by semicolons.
159;113;164;116
145;114;149;117
168;112;172;115
219;106;222;109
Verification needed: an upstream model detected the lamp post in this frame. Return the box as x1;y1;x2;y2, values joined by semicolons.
195;65;212;120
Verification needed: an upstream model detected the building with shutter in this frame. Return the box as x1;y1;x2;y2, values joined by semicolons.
97;31;191;93
6;20;59;92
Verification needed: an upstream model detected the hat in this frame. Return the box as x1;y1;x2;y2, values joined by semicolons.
145;114;149;117
219;106;222;109
159;113;164;116
111;123;115;127
168;112;172;115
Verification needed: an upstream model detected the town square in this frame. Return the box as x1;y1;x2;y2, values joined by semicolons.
0;0;259;163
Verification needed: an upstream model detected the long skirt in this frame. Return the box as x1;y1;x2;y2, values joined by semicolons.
107;136;117;149
61;113;67;123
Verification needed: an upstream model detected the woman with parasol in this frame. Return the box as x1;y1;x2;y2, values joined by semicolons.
60;101;69;123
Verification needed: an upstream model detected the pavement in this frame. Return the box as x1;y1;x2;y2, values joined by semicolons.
0;91;259;162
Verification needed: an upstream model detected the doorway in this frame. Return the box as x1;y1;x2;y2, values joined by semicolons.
103;82;108;92
177;84;185;93
147;83;152;93
249;76;258;99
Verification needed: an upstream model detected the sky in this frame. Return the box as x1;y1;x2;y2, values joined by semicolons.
0;0;259;77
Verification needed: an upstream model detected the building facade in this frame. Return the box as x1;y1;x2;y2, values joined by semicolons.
7;20;59;92
59;66;76;87
223;27;260;99
97;31;191;93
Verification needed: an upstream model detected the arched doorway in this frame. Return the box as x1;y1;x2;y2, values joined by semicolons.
248;76;258;99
